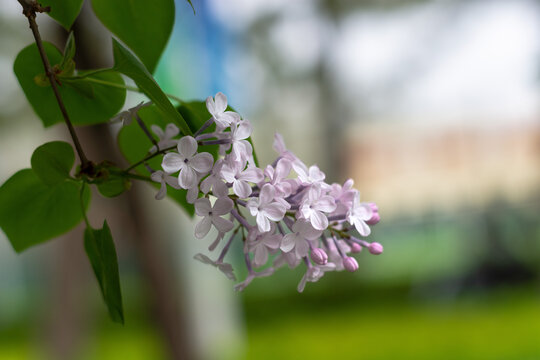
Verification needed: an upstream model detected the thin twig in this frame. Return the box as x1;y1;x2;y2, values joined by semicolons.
18;0;90;169
124;144;177;172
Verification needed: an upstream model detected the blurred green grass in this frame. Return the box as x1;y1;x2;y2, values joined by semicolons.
243;287;540;360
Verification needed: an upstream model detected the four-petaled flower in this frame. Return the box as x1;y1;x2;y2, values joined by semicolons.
194;253;236;280
280;219;322;258
206;92;239;128
162;136;213;189
299;186;337;230
194;197;234;239
246;184;287;232
150;170;181;200
221;157;263;198
248;227;282;267
150;123;179;153
346;193;373;236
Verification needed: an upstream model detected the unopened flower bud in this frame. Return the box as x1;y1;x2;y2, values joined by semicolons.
343;256;359;272
350;243;362;253
366;211;380;225
368;242;383;255
368;202;378;213
311;248;328;265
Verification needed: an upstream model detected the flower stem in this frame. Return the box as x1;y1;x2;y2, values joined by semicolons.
19;1;89;169
123;144;177;173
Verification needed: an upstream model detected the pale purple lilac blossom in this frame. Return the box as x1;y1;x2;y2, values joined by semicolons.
146;92;382;292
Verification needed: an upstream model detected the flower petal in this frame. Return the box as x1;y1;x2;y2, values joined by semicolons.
212;215;234;233
178;136;198;158
295;239;309;258
308;165;325;182
310;210;328;231
164;175;181;189
240;167;263;183
190;152;214;173
234;121;252;140
150;170;164;183
194;216;212;239
164;123;179;139
280;233;297;253
212;197;234;216
206;96;216;114
162;153;184;174
179;166;197;189
355;220;371;237
155;181;167;200
264;234;282;249
194;253;214;265
194;197;211;216
315;196;337;213
151;124;164;138
253;247;268;267
259;184;275;205
214;92;228;113
275;158;292;180
213;180;229;198
233;180;252;198
256;212;271;232
263;203;286;221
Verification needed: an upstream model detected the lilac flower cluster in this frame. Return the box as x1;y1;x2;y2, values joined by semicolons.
150;93;382;292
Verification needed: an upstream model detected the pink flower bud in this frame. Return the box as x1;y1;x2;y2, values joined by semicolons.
343;256;359;272
311;248;328;265
366;211;380;225
350;243;362;253
368;202;379;213
368;242;383;255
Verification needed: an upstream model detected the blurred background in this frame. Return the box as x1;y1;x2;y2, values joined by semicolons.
1;0;539;359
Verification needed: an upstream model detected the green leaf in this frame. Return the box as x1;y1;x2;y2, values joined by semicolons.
91;0;175;73
64;78;95;99
40;0;84;30
185;0;195;14
0;170;90;252
14;42;126;127
96;174;130;198
84;221;124;324
61;32;76;69
117;105;194;216
31;141;75;185
111;39;191;135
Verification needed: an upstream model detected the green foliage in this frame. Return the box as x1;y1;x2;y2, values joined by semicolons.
112;39;191;135
92;0;175;74
31;141;75;185
0;169;90;253
117;105;194;216
40;0;84;29
96;172;131;198
84;221;124;324
185;0;195;14
14;42;126;127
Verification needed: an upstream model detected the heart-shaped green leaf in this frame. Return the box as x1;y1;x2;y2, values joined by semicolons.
84;220;124;324
14;42;126;127
92;0;175;73
96;174;130;198
0;169;90;253
112;39;191;135
31;141;75;185
40;0;84;30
